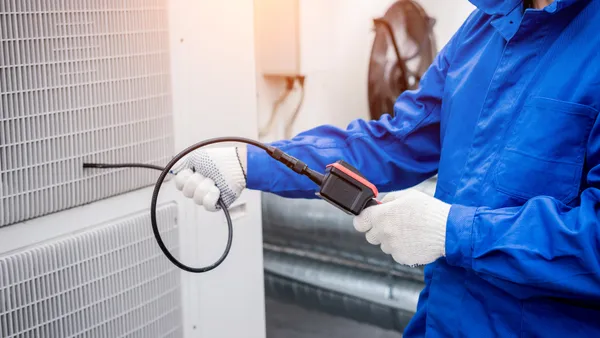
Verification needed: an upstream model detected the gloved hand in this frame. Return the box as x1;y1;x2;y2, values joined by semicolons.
353;188;451;266
173;146;247;211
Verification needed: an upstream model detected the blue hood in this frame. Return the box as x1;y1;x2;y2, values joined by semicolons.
468;0;581;15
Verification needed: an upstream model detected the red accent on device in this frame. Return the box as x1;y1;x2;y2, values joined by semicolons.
326;163;379;197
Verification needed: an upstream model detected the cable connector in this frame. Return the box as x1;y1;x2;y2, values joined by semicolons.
266;146;325;186
266;147;306;173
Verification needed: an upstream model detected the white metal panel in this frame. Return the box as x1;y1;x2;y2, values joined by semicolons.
0;183;223;338
0;203;182;338
168;0;266;337
0;0;174;227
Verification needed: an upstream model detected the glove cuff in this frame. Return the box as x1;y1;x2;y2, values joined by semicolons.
423;199;451;256
210;147;247;194
235;146;248;177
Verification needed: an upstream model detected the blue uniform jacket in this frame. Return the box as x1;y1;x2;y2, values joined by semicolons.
246;0;600;336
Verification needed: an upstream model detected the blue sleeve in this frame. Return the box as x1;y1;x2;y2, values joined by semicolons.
445;117;600;301
246;33;460;199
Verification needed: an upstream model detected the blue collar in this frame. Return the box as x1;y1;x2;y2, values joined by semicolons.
474;0;584;40
469;0;581;15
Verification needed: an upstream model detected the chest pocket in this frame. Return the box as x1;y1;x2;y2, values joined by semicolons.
494;96;597;204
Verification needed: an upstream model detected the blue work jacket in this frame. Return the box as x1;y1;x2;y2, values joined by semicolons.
247;0;600;336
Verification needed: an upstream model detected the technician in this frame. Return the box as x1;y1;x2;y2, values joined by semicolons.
174;0;600;336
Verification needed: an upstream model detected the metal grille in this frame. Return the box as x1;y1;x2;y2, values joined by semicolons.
0;0;174;227
0;203;182;338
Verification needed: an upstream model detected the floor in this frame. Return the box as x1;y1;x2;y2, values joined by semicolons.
265;298;402;338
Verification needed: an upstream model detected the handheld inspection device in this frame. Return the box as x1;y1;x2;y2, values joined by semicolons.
84;136;380;273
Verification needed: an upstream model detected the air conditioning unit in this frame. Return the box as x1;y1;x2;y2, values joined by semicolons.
0;1;266;337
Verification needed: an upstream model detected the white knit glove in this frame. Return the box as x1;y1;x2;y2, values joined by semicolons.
173;147;247;211
353;188;451;266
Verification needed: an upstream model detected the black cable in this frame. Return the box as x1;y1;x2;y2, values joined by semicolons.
83;162;165;171
83;136;324;274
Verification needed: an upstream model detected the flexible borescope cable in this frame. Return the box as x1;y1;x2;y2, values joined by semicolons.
83;136;326;273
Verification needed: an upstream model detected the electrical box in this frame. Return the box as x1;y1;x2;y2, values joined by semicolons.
254;0;300;76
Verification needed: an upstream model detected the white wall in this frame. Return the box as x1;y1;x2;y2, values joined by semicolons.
256;0;475;141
